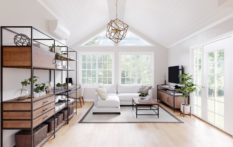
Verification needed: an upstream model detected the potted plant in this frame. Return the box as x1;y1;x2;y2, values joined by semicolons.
19;76;38;99
177;73;196;115
34;83;48;97
56;83;63;90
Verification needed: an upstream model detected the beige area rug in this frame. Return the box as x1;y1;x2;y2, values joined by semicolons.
79;105;182;123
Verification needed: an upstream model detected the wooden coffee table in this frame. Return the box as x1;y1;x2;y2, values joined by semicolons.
132;98;159;118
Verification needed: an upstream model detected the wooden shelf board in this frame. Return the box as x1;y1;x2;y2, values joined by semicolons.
3;66;74;71
2;45;31;48
54;87;77;95
3;93;54;103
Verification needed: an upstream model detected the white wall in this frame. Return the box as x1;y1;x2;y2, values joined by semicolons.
74;45;168;100
0;0;57;33
168;16;233;136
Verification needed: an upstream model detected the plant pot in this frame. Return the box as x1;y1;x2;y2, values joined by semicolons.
180;104;191;114
40;91;46;96
20;88;29;96
17;88;30;100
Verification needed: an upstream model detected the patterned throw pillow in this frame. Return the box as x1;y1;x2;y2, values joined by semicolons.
138;86;146;93
142;86;152;94
138;86;152;97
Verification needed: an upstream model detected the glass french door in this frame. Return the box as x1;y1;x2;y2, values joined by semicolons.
193;48;203;117
204;42;225;129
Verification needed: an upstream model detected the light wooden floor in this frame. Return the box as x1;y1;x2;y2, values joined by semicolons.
45;102;233;147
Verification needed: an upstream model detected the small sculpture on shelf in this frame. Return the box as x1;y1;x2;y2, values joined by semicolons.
14;33;31;46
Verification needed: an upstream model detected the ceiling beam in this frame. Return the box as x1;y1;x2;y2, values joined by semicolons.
107;0;127;20
71;26;106;48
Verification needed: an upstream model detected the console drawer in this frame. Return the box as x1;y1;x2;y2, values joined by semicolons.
34;96;55;110
33;108;55;128
33;102;55;119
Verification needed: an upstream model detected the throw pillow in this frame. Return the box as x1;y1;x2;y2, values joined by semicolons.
96;87;108;100
141;86;152;95
138;86;146;93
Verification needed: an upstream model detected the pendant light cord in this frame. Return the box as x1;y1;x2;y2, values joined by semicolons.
116;0;118;18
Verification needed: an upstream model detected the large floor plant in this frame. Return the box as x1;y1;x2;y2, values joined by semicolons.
178;73;196;104
178;73;196;105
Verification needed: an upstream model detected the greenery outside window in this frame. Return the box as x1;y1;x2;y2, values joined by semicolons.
119;53;153;85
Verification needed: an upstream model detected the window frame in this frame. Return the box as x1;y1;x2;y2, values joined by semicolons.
191;47;203;117
118;52;154;86
81;30;152;47
79;52;114;87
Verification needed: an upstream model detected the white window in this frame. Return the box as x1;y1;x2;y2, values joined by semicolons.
82;31;151;46
80;53;113;85
119;53;153;85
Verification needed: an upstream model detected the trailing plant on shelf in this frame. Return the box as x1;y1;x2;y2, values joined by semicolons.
177;73;196;105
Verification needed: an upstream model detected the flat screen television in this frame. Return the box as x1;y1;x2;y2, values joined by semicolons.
168;66;183;84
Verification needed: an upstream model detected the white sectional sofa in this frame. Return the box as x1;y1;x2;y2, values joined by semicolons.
117;85;153;105
92;85;153;114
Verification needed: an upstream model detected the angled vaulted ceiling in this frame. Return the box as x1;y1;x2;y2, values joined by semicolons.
39;0;109;46
39;0;233;48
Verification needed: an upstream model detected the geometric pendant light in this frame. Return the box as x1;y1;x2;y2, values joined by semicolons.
106;0;129;44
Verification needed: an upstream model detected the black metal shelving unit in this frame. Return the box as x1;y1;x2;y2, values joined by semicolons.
0;26;78;147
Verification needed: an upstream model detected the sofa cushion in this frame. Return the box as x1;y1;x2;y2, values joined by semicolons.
118;93;139;102
118;85;141;93
105;85;116;93
138;86;146;93
96;94;120;108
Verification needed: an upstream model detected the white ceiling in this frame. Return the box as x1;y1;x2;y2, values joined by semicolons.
38;0;233;48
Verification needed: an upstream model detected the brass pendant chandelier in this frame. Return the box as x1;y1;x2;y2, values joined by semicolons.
106;0;129;44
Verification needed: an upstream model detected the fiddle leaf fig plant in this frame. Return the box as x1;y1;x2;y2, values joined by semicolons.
177;73;196;105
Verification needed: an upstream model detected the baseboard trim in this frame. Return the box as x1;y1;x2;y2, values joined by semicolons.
192;114;233;137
